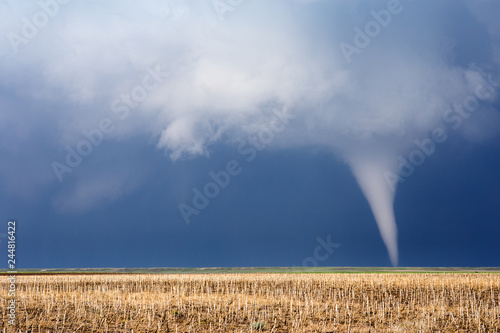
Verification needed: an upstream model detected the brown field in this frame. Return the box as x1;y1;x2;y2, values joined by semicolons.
1;273;499;332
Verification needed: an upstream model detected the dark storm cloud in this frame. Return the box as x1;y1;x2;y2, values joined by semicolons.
1;0;498;264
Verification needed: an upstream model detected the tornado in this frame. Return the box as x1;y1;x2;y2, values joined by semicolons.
348;157;399;266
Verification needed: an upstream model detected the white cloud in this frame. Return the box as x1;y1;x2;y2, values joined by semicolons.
1;0;498;262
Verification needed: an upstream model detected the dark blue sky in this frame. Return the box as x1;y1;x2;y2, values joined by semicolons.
3;135;499;268
1;0;499;268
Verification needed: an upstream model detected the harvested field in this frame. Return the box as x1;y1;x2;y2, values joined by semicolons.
1;273;499;332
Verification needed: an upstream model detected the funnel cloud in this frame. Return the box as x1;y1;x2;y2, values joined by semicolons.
349;157;398;266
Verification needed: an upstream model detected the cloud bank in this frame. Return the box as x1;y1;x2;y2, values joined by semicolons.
1;0;499;264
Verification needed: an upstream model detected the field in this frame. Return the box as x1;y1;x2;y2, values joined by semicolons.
1;272;499;332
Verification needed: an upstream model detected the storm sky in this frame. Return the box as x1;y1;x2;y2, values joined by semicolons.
1;0;499;268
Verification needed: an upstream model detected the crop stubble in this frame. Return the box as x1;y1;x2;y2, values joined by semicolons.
1;273;499;332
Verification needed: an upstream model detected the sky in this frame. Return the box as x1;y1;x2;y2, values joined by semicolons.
0;0;499;268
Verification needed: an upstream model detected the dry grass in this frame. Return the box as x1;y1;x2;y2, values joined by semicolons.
1;273;499;332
